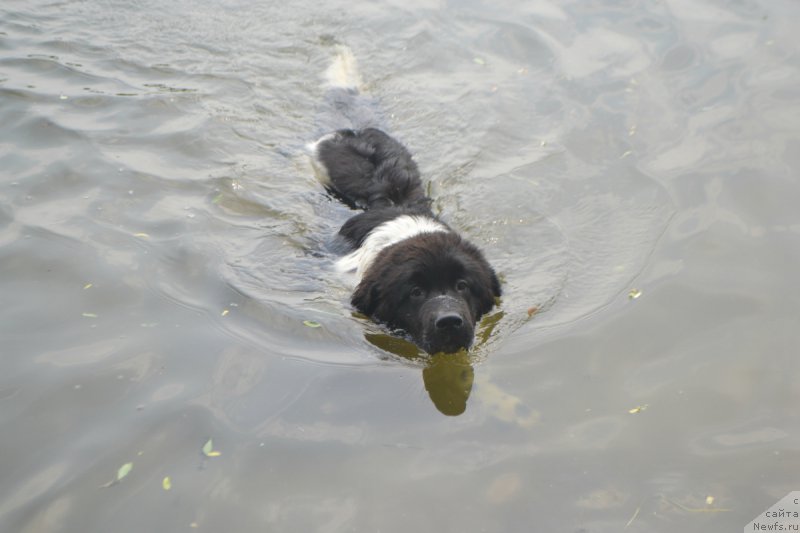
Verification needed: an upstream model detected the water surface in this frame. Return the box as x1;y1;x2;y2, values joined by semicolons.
1;0;799;531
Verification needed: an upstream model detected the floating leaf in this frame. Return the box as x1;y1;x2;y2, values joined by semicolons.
117;462;133;481
526;306;538;318
133;232;149;239
473;57;486;65
202;438;221;457
221;309;229;317
628;404;648;414
706;495;714;506
83;283;93;290
665;496;731;513
303;320;321;328
82;312;98;318
628;288;642;300
162;476;172;490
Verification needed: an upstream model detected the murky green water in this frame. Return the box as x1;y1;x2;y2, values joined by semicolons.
1;0;798;531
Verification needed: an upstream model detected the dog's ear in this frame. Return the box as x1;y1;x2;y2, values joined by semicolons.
352;280;380;317
474;269;502;318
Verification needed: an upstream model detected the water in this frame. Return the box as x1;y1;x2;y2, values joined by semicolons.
1;0;798;531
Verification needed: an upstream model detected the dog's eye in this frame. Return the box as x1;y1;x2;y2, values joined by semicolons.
410;286;424;299
455;280;469;292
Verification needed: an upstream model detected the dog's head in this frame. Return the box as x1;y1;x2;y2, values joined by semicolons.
352;232;501;354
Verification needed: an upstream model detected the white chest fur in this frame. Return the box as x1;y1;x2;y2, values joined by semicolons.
336;215;449;281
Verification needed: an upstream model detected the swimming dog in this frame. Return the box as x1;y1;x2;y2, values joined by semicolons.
309;48;500;354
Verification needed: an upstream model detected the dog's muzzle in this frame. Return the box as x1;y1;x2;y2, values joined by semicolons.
421;295;474;354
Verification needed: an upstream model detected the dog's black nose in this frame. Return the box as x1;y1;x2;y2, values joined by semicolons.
435;312;464;329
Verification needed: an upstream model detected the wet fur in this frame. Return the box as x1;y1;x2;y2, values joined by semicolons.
313;127;501;353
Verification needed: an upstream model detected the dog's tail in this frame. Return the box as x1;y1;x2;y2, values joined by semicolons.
310;49;429;211
324;45;363;91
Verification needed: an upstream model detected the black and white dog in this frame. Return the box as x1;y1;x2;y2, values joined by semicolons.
309;48;501;354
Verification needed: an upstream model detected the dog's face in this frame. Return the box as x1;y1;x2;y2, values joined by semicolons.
352;232;501;354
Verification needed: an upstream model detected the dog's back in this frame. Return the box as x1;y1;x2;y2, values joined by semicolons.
313;128;430;211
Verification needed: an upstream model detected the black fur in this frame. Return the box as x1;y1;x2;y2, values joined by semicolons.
316;128;501;354
338;205;436;247
317;128;431;211
351;232;500;354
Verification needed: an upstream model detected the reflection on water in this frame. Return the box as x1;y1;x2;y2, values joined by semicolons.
2;0;800;531
422;353;474;417
366;332;475;416
366;309;507;415
365;332;424;361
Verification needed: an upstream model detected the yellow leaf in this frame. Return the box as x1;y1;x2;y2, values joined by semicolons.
117;462;133;481
162;476;172;490
202;438;220;457
202;438;213;455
